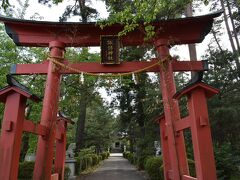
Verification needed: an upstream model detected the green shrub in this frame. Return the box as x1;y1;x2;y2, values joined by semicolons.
123;152;137;165
126;152;132;160
125;152;137;165
145;156;164;180
64;166;71;180
76;157;88;174
75;157;80;175
80;157;88;171
98;154;103;161
137;155;151;170
87;155;93;167
100;152;108;160
76;153;101;175
188;159;196;177
214;144;240;179
123;151;131;159
18;161;35;179
78;148;95;157
92;154;99;166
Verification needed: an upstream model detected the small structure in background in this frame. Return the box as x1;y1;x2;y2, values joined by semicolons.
154;141;161;156
111;141;123;153
65;143;77;178
24;153;36;162
110;131;127;153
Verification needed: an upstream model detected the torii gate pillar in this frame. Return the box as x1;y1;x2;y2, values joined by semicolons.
33;41;65;180
154;39;189;180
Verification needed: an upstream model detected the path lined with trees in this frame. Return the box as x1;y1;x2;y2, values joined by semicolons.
78;155;146;180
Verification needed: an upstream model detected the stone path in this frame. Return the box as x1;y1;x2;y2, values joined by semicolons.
77;154;147;180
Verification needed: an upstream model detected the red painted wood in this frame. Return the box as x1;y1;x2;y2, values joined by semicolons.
51;173;59;180
0;93;26;179
33;41;65;180
23;120;47;136
175;116;191;132
0;86;31;102
173;82;219;100
54;120;67;180
0;12;221;47
11;59;207;75
187;88;217;180
158;115;172;180
155;40;189;179
182;175;197;180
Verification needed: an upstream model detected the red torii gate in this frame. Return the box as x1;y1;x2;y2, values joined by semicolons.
0;11;221;180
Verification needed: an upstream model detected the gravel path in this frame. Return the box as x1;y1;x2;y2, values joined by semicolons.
77;155;147;180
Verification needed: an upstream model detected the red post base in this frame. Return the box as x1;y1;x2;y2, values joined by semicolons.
54;119;67;180
157;115;172;180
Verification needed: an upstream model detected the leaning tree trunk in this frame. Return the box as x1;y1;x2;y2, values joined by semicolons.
220;0;240;78
211;28;224;53
220;0;237;52
78;0;88;23
226;0;240;52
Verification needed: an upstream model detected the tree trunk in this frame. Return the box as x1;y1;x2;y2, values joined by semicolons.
220;0;240;77
78;0;88;23
129;125;135;153
135;75;147;138
226;0;240;52
75;0;89;153
185;3;197;77
221;0;237;52
75;90;88;152
212;28;224;53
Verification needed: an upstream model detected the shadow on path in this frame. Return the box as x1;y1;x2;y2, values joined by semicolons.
77;154;146;180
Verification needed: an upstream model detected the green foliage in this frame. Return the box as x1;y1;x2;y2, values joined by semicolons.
123;151;138;165
78;147;95;157
0;0;10;10
84;96;116;152
76;156;91;174
188;159;196;177
18;161;34;179
64;166;71;180
144;156;164;180
214;144;240;180
98;154;103;161
76;148;109;175
137;154;151;170
203;48;240;179
136;127;158;168
102;0;191;39
91;154;99;166
100;152;109;160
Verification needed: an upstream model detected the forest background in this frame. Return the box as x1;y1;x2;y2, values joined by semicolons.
0;0;239;179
